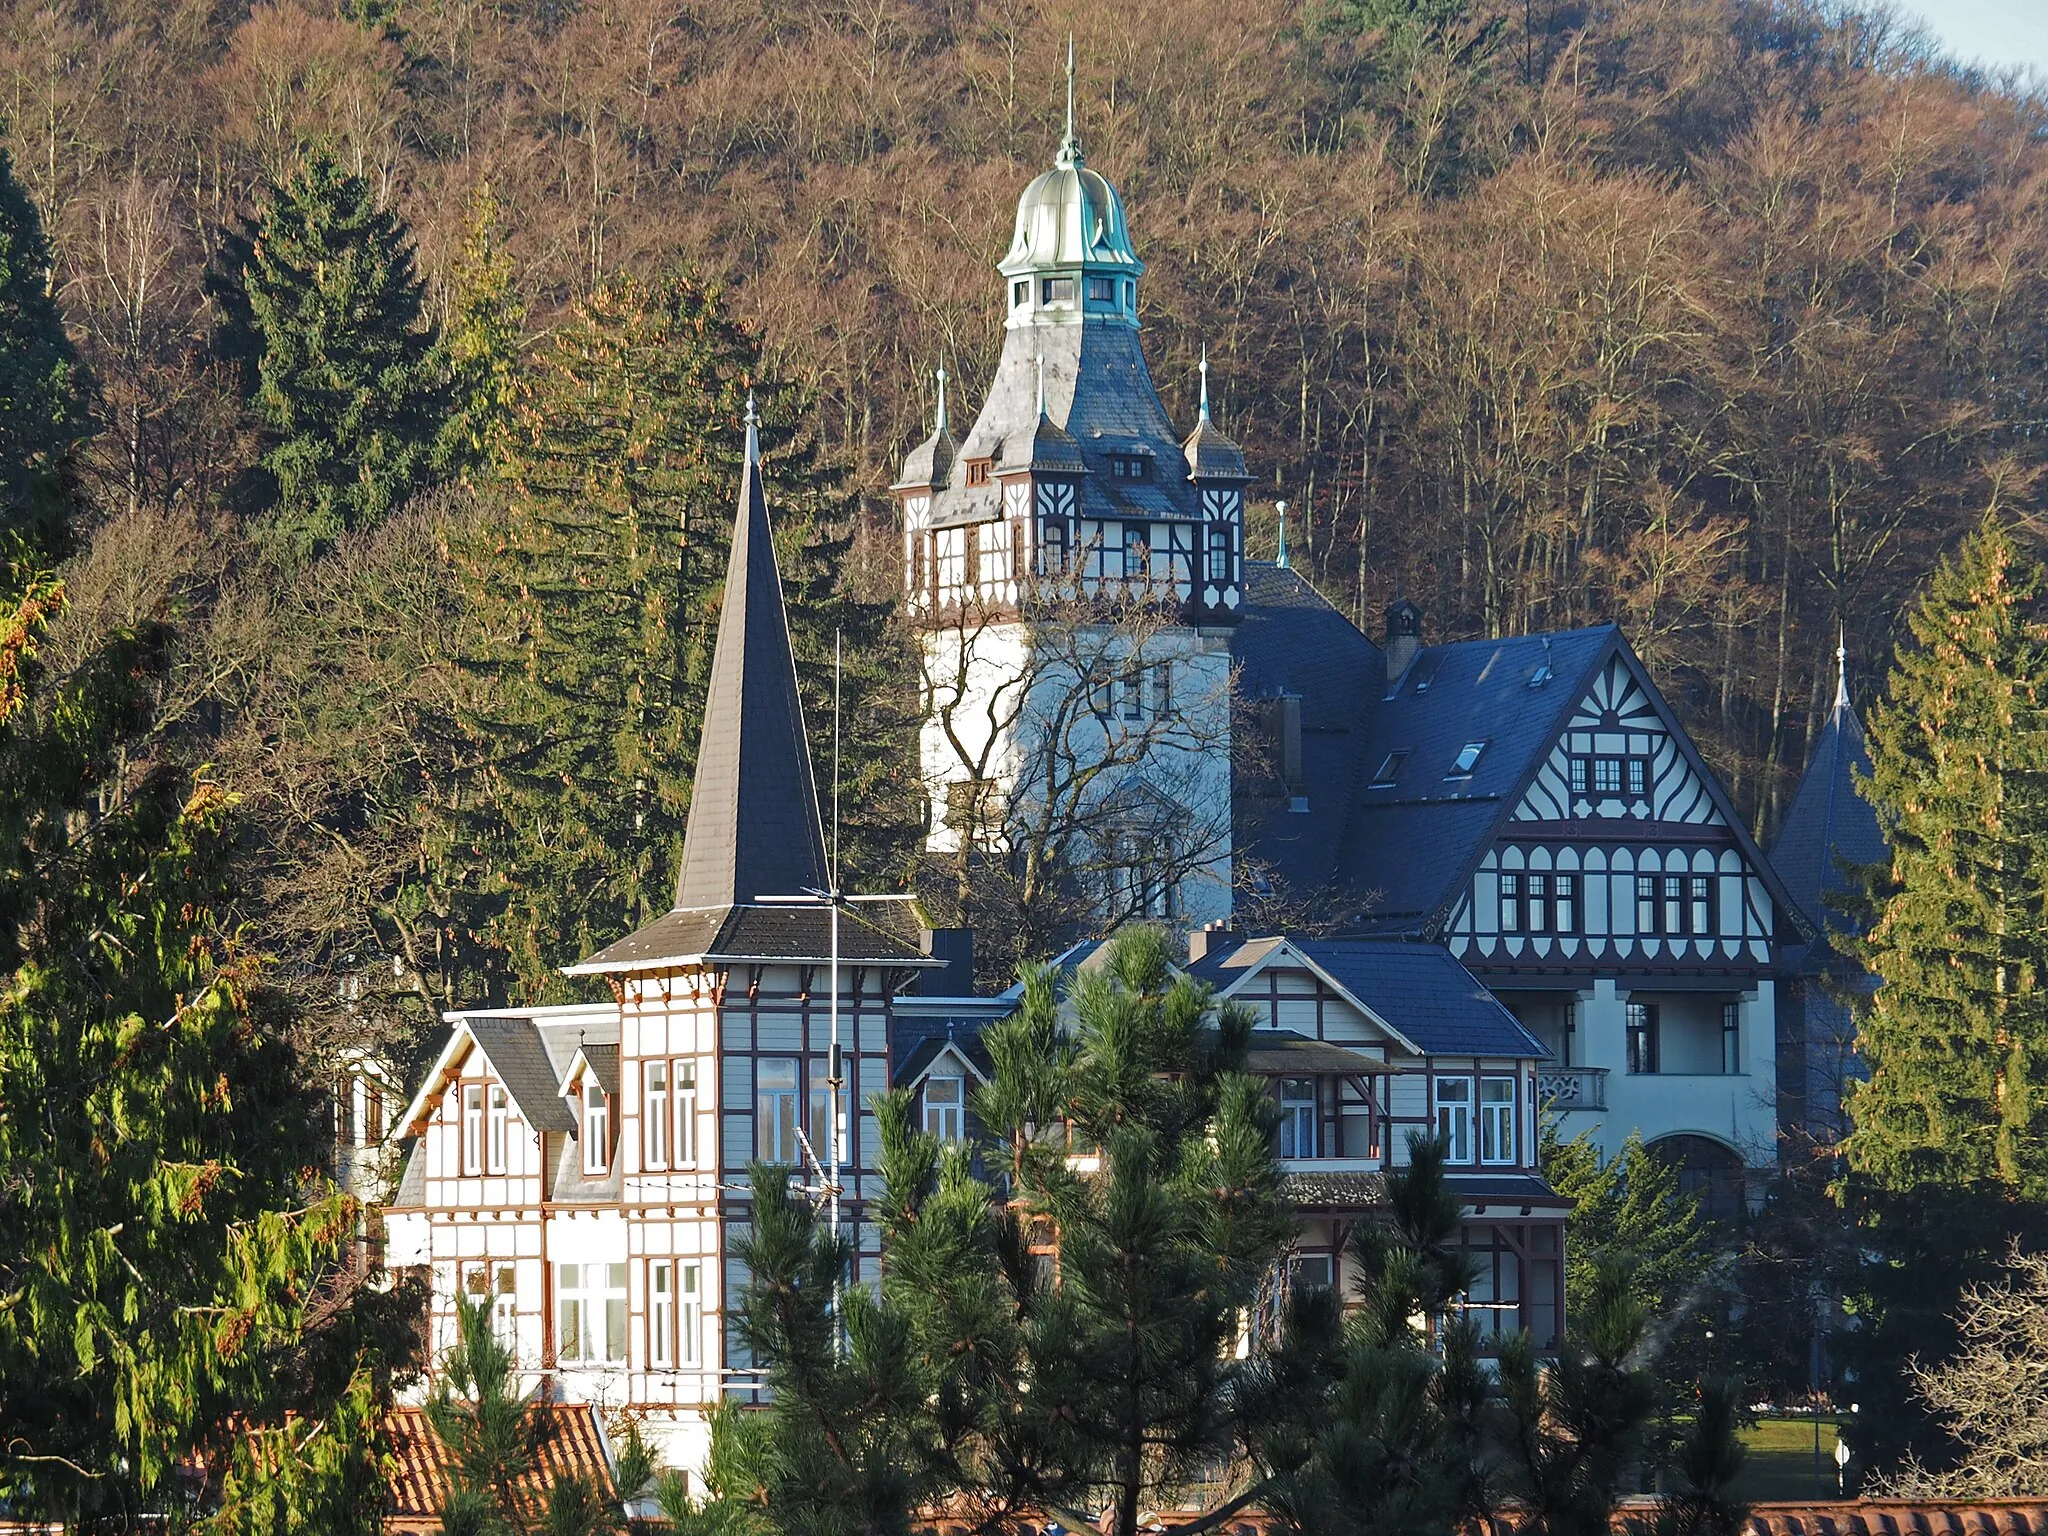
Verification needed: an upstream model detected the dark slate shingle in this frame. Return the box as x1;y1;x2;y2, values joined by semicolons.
1295;939;1549;1060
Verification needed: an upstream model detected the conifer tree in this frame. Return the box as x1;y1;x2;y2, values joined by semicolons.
214;149;443;559
0;146;88;573
437;182;525;481
443;270;916;998
1846;520;2048;1199
0;581;422;1527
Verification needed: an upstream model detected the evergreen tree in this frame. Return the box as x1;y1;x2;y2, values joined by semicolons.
0;146;88;575
1543;1126;1712;1320
443;269;917;999
0;580;421;1528
1846;519;2048;1199
213;149;443;559
437;182;525;481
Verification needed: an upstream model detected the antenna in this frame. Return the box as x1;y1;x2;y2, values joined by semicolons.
832;628;842;891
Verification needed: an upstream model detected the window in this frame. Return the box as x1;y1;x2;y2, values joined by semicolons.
364;1081;385;1144
462;1261;518;1345
582;1081;609;1174
1122;523;1147;578
1011;280;1028;307
556;1263;627;1363
1368;751;1407;790
676;1062;698;1166
1575;755;1649;801
1435;1077;1473;1163
1122;279;1135;308
645;1062;669;1168
935;528;966;599
1690;875;1715;936
1206;525;1231;582
809;1059;849;1167
1628;757;1648;797
487;1086;509;1174
1447;740;1487;778
1499;872;1521;933
1290;1253;1335;1293
1636;874;1659;934
1626;1003;1660;1074
680;1263;702;1366
1722;1003;1742;1075
1040;517;1070;575
1111;455;1149;479
1086;275;1115;302
1553;873;1577;934
924;1075;964;1141
461;1084;484;1175
650;1260;674;1367
965;459;992;487
1569;757;1588;794
1119;662;1144;720
1150;661;1172;719
1526;873;1549;934
1278;1078;1317;1159
1480;1077;1516;1164
758;1057;800;1164
1593;757;1623;794
1663;875;1684;935
1041;276;1075;303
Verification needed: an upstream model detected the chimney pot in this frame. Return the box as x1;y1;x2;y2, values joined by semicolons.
1384;600;1423;685
1187;921;1243;964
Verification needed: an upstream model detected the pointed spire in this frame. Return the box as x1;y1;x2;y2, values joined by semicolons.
1835;624;1850;712
1198;345;1211;423
1036;354;1047;419
1276;499;1290;569
935;364;948;436
1056;35;1084;169
672;411;829;910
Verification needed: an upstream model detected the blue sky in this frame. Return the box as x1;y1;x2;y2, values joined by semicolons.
1896;0;2048;75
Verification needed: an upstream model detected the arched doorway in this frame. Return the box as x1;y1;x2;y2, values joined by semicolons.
1647;1133;1748;1225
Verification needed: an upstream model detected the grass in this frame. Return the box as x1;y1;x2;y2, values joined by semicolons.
1733;1417;1845;1503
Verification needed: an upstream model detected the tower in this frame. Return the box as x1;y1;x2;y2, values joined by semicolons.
895;58;1249;929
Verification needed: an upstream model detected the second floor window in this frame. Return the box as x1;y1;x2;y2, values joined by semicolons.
487;1086;509;1175
1435;1077;1473;1163
1722;1003;1742;1074
1278;1078;1317;1158
1636;873;1715;936
645;1062;668;1168
1627;1003;1660;1074
924;1075;964;1141
582;1082;609;1174
650;1260;675;1368
759;1057;800;1164
461;1084;484;1175
1501;872;1575;934
557;1262;626;1363
1480;1077;1516;1164
1207;525;1231;582
676;1062;698;1166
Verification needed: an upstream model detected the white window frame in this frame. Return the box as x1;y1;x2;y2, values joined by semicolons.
582;1081;609;1174
556;1262;627;1364
645;1061;669;1169
759;1057;800;1164
650;1259;674;1368
924;1074;964;1142
1278;1077;1317;1159
487;1086;509;1175
680;1262;703;1366
461;1083;484;1175
1435;1076;1474;1164
676;1061;698;1167
1479;1076;1516;1165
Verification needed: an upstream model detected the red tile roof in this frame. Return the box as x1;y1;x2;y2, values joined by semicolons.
1739;1502;2048;1536
384;1403;614;1533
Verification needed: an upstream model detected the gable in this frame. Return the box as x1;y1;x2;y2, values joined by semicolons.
1511;655;1727;828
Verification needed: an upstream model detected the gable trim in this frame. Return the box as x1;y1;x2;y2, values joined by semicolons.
1198;938;1426;1056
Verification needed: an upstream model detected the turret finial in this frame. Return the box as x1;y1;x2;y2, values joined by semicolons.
1836;623;1850;711
935;364;949;435
1198;346;1211;423
1036;354;1047;418
1057;36;1083;168
745;390;759;465
1276;498;1290;570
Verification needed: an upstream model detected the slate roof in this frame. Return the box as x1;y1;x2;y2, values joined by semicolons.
1283;1169;1388;1209
894;1031;995;1089
1771;672;1886;967
567;902;931;974
1336;625;1617;932
1241;1030;1392;1076
465;1016;579;1133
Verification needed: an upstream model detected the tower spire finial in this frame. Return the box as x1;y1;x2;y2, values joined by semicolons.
935;363;948;435
1036;354;1047;418
1198;345;1211;423
1057;35;1083;168
1836;622;1850;711
745;390;760;466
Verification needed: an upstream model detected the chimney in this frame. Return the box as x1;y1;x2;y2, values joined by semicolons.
1385;600;1422;684
919;927;975;995
1187;920;1243;965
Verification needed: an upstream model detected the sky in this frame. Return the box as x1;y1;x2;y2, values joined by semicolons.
1895;0;2048;76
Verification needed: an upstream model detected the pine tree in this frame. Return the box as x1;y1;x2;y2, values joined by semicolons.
437;182;525;481
214;149;443;559
0;581;422;1527
0;146;88;575
1846;520;2048;1199
442;269;916;999
1542;1125;1711;1319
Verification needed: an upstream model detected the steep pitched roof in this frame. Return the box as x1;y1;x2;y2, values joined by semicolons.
1771;663;1887;957
673;406;829;911
384;1405;613;1533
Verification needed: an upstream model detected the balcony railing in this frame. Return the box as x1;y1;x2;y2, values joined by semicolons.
1538;1066;1609;1111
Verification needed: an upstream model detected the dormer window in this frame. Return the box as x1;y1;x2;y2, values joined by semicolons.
1447;740;1487;778
1086;275;1115;303
924;1075;964;1141
966;459;992;487
1110;456;1149;480
1041;276;1076;303
582;1080;609;1174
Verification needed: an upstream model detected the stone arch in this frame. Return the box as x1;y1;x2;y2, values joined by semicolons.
1646;1132;1748;1225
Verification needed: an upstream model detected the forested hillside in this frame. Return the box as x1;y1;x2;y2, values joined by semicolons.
4;0;2046;1028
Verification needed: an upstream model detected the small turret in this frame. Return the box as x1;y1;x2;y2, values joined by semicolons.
893;366;959;493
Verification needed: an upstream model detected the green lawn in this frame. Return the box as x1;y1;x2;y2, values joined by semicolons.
1734;1417;1845;1503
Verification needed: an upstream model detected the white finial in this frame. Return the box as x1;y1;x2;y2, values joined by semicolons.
1036;355;1046;419
1836;623;1849;711
935;365;948;435
1058;36;1083;168
1275;498;1290;569
744;390;759;466
1198;346;1211;423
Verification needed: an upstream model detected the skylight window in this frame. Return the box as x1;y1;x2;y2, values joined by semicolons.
1447;740;1487;778
1412;658;1442;694
1368;751;1408;789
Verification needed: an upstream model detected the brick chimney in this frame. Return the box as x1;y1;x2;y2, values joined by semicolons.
1385;600;1422;685
1187;920;1242;964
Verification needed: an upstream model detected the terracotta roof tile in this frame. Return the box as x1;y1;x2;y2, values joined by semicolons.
384;1403;613;1530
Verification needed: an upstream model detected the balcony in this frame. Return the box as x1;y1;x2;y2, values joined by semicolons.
1537;1067;1608;1111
